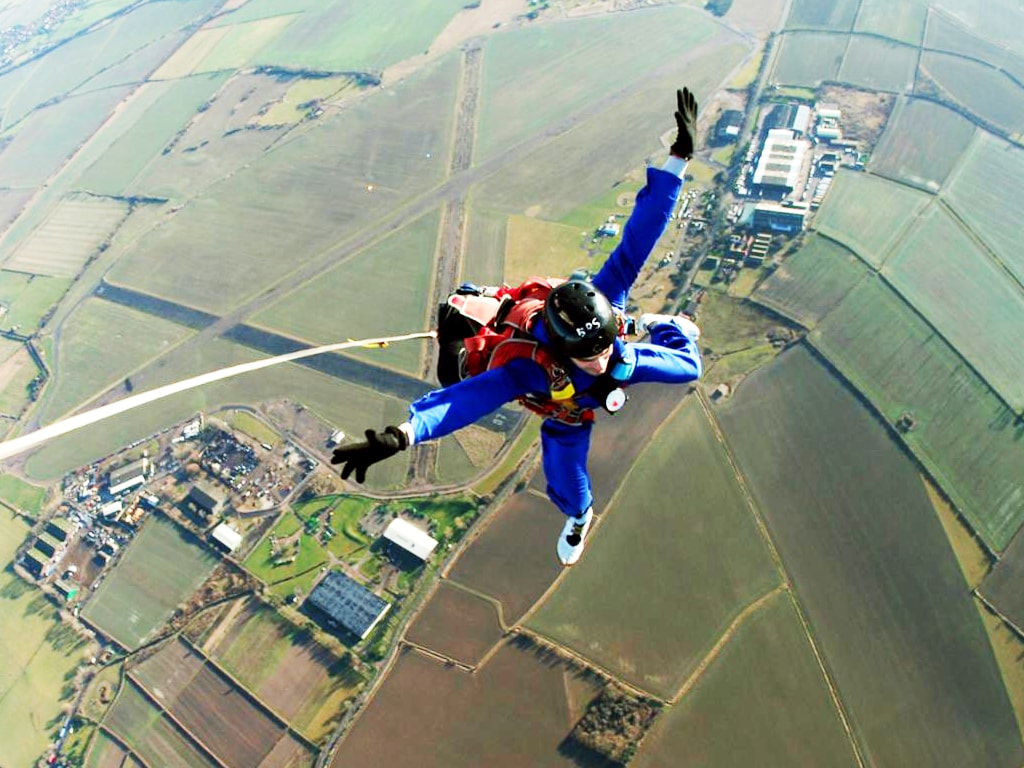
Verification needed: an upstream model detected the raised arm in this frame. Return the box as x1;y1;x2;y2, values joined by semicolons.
592;87;699;310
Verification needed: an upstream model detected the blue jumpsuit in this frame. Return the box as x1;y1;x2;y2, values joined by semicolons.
407;165;703;517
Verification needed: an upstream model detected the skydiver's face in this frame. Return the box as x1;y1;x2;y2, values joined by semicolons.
570;345;613;376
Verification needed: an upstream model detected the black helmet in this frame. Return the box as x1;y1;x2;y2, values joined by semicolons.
544;280;618;358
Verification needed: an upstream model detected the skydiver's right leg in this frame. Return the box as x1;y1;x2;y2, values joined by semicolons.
540;419;594;566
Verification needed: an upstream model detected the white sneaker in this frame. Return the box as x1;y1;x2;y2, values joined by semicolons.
557;507;593;566
639;313;700;342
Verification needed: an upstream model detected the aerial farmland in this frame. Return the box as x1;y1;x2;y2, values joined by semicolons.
0;0;1022;767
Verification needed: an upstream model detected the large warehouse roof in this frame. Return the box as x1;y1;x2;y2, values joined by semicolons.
307;571;390;640
752;129;809;190
382;518;438;561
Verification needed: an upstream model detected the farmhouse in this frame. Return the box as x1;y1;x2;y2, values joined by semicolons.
108;457;150;495
210;522;243;554
306;570;390;640
752;129;809;199
382;517;438;566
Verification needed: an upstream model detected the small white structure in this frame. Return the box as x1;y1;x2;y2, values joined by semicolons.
99;500;123;519
211;522;243;553
382;518;438;561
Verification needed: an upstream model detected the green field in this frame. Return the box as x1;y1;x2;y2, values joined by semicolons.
474;37;747;221
39;296;194;422
4;195;128;278
107;53;457;315
924;7;1024;84
881;204;1024;410
0;270;71;332
503;215;596;286
943;132;1024;286
244;510;329;598
752;234;867;327
838;36;918;92
635;591;859;768
811;276;1024;551
0;344;39;417
527;399;779;700
716;345;1024;767
0;0;221;128
770;31;848;87
786;0;858;29
81;515;219;648
0;509;92;768
104;680;219;768
854;0;926;45
812;170;932;267
0;473;47;515
226;0;466;73
75;73;231;197
870;96;976;192
0;85;133;189
252;209;440;376
476;6;719;164
191;16;295;74
920;51;1024;136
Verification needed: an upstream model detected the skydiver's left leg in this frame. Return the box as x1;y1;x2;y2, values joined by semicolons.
540;419;594;566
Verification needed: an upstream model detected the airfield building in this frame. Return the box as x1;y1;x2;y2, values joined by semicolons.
108;457;150;496
46;517;75;542
752;129;809;199
750;202;808;234
306;570;390;640
186;483;224;519
382;518;438;565
210;522;243;554
815;103;842;141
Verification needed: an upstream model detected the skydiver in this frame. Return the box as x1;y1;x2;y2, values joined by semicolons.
333;87;704;566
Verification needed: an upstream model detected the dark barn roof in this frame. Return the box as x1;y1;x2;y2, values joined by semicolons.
306;571;390;639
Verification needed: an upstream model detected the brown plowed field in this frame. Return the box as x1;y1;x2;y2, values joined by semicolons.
447;490;562;624
202;597;360;739
130;637;313;768
405;582;504;666
331;642;605;768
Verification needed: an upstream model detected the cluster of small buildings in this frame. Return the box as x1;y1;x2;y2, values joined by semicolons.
21;516;75;578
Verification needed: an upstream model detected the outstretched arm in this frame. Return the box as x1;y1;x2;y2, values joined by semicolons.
593;87;699;310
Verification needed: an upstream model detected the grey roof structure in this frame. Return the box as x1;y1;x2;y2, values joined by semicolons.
109;457;149;494
306;570;390;640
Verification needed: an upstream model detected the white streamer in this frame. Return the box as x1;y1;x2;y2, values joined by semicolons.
0;330;436;462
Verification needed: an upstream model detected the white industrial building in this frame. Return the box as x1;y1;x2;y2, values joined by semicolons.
382;517;438;562
752;129;810;196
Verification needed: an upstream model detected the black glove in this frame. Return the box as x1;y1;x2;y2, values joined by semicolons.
670;87;699;160
331;426;408;483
